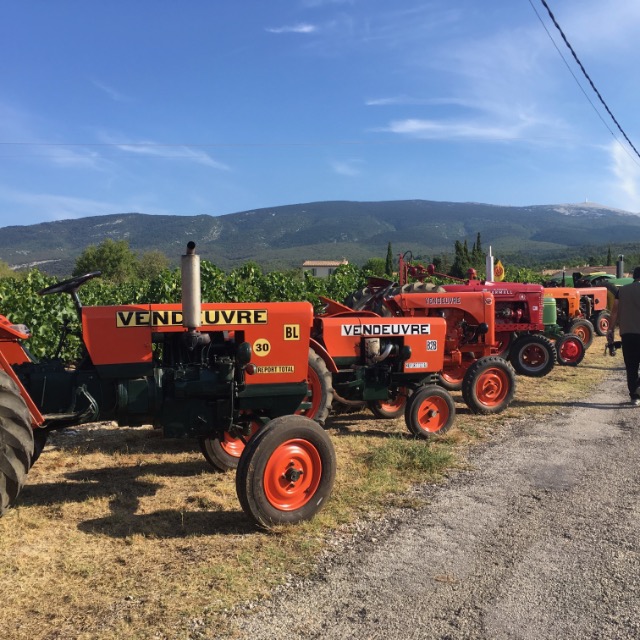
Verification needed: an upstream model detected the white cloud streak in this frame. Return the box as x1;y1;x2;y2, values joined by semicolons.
266;23;317;34
91;80;132;103
0;185;131;221
608;141;640;212
98;134;230;170
331;159;362;176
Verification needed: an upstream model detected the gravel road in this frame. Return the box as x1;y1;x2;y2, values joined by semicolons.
224;369;640;640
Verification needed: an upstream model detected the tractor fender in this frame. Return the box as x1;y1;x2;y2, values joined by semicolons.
309;338;339;374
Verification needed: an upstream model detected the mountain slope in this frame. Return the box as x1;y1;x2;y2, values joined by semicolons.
1;200;638;275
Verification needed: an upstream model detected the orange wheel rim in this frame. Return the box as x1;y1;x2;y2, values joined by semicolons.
296;366;322;418
379;388;408;412
263;439;322;511
574;326;589;342
416;395;450;433
559;339;581;362
220;422;260;458
475;368;509;406
441;366;466;385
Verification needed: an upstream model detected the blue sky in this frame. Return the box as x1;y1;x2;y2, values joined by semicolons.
2;0;640;227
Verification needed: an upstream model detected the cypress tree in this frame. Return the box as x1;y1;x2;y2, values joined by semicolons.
385;242;394;276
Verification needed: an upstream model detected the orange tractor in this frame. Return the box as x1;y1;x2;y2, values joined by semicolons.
341;280;517;416
0;243;336;528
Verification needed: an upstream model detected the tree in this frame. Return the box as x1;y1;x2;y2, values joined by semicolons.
362;257;387;276
385;242;394;277
136;250;170;280
606;246;612;266
73;239;137;283
450;240;472;279
0;260;16;279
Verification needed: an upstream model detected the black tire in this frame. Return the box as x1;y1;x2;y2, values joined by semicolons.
509;334;556;377
592;311;611;337
200;416;262;472
568;318;594;350
368;387;410;419
389;282;445;296
461;356;516;415
296;349;333;426
236;415;336;528
556;334;585;366
404;385;455;439
31;428;48;467
343;287;375;311
0;371;34;516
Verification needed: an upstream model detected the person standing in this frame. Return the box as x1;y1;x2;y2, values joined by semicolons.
608;266;640;405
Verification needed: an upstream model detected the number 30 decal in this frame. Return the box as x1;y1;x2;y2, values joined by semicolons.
253;338;271;356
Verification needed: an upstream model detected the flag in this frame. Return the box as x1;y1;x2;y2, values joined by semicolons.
494;260;505;282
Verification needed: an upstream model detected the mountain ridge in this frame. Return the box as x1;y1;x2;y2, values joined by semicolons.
1;199;639;276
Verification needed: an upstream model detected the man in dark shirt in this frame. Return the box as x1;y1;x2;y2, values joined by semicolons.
608;266;640;405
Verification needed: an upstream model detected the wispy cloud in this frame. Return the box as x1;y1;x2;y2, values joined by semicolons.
91;80;132;103
0;185;129;221
266;23;317;34
608;141;640;212
98;134;230;170
331;159;363;176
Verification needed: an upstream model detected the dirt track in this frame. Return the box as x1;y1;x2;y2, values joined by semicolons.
225;367;640;639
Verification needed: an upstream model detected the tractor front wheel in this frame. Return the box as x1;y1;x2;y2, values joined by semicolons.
437;363;468;391
404;385;455;439
568;318;594;349
462;356;516;415
368;387;410;419
236;415;336;528
556;334;585;366
0;371;34;516
592;311;611;337
510;334;556;377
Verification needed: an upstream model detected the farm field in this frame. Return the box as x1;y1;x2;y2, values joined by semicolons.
0;337;616;640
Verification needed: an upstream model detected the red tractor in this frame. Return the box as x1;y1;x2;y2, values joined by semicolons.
399;253;587;374
0;243;336;529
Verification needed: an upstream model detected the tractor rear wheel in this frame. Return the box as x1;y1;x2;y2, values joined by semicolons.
368;387;410;419
390;282;445;296
592;311;611;337
295;349;333;426
404;385;455;439
236;415;336;528
343;286;376;311
462;356;516;415
510;334;556;377
199;418;262;472
0;371;34;516
556;334;585;366
568;318;594;349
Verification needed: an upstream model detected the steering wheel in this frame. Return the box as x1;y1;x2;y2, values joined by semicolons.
38;271;102;296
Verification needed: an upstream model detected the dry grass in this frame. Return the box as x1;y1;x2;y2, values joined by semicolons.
0;337;620;639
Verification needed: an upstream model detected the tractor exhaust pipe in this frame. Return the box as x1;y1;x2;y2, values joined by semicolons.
182;241;201;331
181;241;209;349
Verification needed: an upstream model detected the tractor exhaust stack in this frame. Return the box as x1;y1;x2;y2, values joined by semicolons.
181;242;209;350
181;241;201;332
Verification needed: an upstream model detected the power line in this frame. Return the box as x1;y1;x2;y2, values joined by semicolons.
533;0;640;162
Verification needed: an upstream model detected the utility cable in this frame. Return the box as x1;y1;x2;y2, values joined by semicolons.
534;0;640;162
